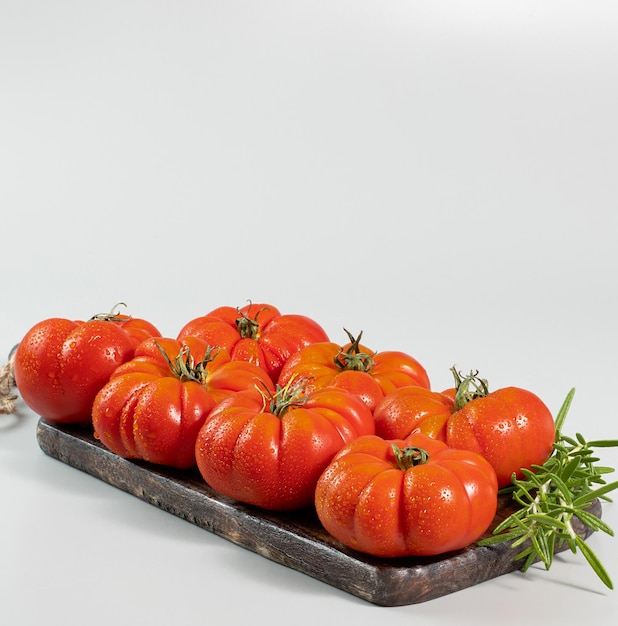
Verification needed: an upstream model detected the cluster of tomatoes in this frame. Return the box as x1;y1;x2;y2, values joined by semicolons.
12;301;557;559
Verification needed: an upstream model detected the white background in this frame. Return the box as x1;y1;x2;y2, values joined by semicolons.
1;1;617;623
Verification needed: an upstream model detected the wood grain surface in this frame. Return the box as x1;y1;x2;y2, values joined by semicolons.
36;418;601;606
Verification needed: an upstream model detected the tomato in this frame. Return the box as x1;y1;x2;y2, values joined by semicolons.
176;301;330;381
373;386;455;440
314;432;498;558
13;304;161;424
194;379;376;510
373;368;556;488
92;336;275;469
277;329;431;412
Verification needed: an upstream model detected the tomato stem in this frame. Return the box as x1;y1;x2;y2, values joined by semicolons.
391;444;430;471
333;329;375;372
235;301;270;340
155;341;219;385
89;302;131;322
451;367;490;411
255;374;309;417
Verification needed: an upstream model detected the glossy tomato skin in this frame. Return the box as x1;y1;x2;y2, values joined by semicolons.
112;315;162;347
92;336;275;469
194;385;376;511
314;433;498;558
374;386;455;440
177;302;330;381
277;339;431;413
445;386;555;488
13;315;161;424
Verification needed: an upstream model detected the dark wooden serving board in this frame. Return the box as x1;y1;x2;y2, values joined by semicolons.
36;418;601;606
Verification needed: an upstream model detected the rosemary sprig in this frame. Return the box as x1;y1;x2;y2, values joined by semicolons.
478;388;618;589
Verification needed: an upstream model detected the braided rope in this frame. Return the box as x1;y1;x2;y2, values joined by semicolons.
0;347;17;414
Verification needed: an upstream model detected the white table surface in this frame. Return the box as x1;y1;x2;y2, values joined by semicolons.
2;2;617;624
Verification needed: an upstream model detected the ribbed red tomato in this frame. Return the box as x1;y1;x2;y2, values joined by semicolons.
13;304;161;424
92;336;275;469
277;329;430;412
315;432;498;557
177;301;330;381
194;379;376;510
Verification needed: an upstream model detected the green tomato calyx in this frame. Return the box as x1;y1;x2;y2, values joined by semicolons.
333;329;375;372
256;374;310;418
452;367;489;411
391;444;430;470
155;341;219;385
235;301;271;340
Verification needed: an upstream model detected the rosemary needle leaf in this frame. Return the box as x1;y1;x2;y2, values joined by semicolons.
561;455;583;483
573;481;618;508
514;547;536;572
527;514;568;531
574;509;614;535
589;439;618;448
576;536;614;590
480;528;524;545
531;533;552;568
553;387;575;434
546;472;575;506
